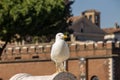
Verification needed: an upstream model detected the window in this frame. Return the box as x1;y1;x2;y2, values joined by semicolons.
81;28;83;33
95;15;99;24
91;76;99;80
89;15;92;21
80;22;84;33
84;16;87;18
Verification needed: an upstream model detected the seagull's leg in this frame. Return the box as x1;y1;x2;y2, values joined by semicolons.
63;61;67;72
55;62;58;72
59;62;63;72
56;62;67;72
56;62;61;73
59;62;66;72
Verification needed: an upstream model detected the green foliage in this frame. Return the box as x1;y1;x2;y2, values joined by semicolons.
0;0;70;43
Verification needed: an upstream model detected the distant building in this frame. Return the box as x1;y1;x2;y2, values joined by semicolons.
103;23;120;41
68;9;105;41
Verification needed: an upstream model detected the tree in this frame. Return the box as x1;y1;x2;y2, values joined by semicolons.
0;0;74;55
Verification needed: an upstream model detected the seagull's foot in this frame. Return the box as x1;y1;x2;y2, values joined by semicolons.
55;68;61;73
55;69;67;73
55;66;59;73
63;69;67;72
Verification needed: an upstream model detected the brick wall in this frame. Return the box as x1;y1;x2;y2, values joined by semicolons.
0;41;120;80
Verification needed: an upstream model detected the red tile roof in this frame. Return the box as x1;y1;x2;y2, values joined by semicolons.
103;27;120;34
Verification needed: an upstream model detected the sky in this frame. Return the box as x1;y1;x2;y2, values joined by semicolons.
71;0;120;28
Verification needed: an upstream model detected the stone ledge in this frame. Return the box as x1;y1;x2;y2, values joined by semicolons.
10;72;77;80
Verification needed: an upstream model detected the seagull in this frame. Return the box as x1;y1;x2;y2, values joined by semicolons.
51;33;70;72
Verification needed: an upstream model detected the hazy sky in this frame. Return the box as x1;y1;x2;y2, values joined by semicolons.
71;0;120;28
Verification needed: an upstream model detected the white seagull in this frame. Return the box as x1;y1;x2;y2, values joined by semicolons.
51;33;70;72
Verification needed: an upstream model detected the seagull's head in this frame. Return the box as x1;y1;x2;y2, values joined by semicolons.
55;33;67;40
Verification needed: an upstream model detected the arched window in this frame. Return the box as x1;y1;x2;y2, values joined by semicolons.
91;76;99;80
89;15;92;21
0;78;2;80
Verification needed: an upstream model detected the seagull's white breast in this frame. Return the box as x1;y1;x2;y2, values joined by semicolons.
51;39;69;63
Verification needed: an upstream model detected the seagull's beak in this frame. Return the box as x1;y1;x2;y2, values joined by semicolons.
63;35;68;39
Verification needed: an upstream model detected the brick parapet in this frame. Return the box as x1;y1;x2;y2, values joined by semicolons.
0;41;120;80
1;41;120;61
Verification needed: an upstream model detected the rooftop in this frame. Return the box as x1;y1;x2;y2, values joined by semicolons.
103;27;120;34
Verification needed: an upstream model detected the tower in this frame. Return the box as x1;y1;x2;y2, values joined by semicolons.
82;9;101;28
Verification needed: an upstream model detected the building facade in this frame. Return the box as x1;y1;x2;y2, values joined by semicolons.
0;41;120;80
67;9;105;41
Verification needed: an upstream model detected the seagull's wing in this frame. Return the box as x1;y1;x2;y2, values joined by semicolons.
51;42;63;62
